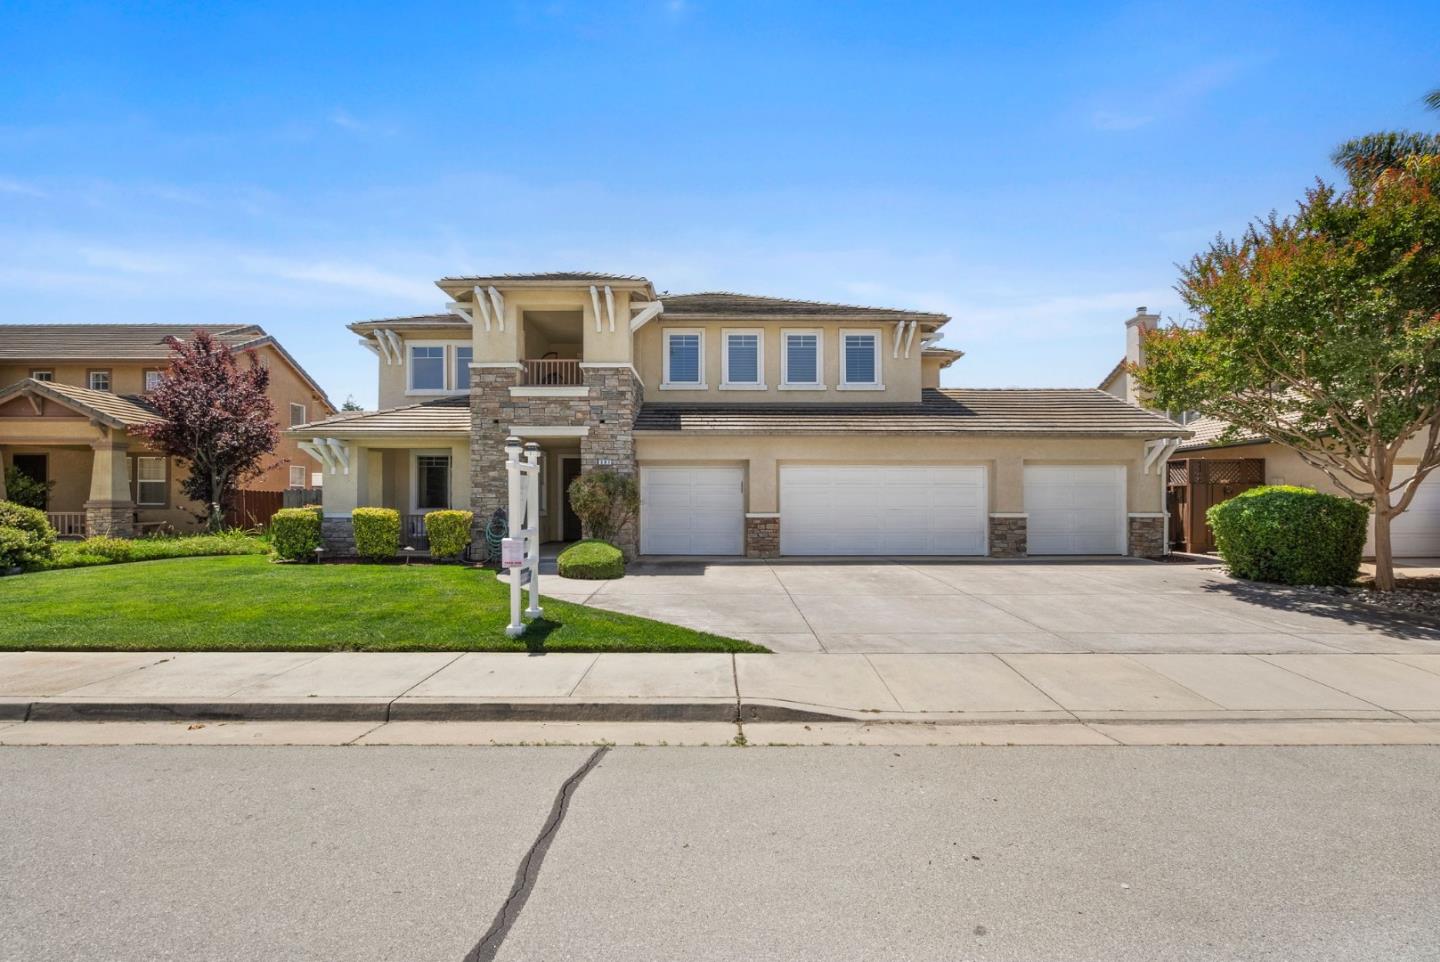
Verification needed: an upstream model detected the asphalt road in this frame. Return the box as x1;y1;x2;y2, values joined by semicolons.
2;745;1438;962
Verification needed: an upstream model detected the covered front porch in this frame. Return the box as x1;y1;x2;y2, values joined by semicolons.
0;378;188;538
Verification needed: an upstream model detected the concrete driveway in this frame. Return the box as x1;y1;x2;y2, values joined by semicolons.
544;558;1440;654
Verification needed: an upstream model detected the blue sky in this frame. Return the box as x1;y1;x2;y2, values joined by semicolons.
1;1;1436;408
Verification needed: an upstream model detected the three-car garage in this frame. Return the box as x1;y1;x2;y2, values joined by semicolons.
639;462;1134;557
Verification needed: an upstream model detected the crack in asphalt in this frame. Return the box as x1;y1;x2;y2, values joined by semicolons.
461;745;609;962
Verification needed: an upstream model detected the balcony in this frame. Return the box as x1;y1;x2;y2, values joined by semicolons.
521;358;584;386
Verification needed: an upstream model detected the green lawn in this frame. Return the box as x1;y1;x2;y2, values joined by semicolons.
0;555;764;653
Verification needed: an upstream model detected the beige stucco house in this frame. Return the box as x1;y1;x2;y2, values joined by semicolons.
0;324;334;536
1100;311;1440;557
292;272;1189;559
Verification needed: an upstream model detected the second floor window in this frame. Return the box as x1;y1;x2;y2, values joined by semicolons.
842;332;880;387
410;346;446;391
782;331;822;387
290;402;307;426
144;369;164;392
454;346;473;389
88;370;112;392
664;331;704;387
723;331;763;387
31;369;53;382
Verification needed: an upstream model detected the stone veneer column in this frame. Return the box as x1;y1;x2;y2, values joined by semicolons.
579;366;641;558
744;514;780;558
85;438;135;538
988;514;1027;558
468;365;525;555
1127;514;1166;558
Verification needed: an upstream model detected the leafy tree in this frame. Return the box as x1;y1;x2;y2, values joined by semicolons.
1331;85;1439;187
1134;155;1440;591
3;466;52;510
136;331;280;531
567;470;639;544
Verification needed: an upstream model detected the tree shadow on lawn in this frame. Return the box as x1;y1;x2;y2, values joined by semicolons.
1200;579;1440;639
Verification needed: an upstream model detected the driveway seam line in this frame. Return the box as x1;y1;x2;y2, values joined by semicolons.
220;652;330;699
889;560;1070;644
565;655;602;697
1377;653;1440;677
40;653;176;697
768;563;827;653
1113;653;1227;710
989;653;1074;715
861;654;907;712
463;745;609;962
1252;654;1407;715
342;721;388;745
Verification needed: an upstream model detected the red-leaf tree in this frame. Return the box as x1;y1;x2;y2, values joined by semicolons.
136;331;280;531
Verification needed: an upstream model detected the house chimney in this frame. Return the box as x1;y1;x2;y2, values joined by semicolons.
1123;307;1160;405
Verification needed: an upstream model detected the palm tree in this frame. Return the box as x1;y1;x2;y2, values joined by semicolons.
1331;86;1440;186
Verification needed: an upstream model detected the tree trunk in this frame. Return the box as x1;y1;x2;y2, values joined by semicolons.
1372;504;1396;592
208;475;225;533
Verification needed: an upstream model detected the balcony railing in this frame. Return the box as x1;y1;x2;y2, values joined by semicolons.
521;358;584;386
47;512;87;538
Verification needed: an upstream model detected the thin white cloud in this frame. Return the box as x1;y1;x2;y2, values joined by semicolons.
0;176;46;197
1087;59;1243;132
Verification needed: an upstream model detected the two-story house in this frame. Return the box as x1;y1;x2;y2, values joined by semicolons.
1100;310;1440;556
0;324;334;537
292;272;1189;559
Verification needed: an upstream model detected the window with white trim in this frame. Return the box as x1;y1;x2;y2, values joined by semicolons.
144;369;164;392
409;346;446;391
781;331;823;388
30;369;53;382
722;330;764;388
841;331;881;388
289;402;307;426
288;465;306;488
87;370;112;392
415;454;451;510
663;330;704;387
134;457;166;505
454;346;473;388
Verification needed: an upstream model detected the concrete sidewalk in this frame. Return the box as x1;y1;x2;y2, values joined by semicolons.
5;650;1440;730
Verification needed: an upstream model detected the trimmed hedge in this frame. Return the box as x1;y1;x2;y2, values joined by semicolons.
557;539;625;580
0;501;56;547
271;508;323;561
0;501;55;569
1208;485;1369;586
424;509;473;560
352;507;400;560
34;532;268;571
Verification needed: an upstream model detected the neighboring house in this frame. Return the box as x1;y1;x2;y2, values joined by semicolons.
292;271;1188;559
1100;310;1440;557
0;324;334;537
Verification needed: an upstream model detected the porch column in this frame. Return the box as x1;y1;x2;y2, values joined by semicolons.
85;439;135;537
0;448;7;502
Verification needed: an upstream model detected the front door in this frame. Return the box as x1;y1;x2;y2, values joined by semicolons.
561;458;583;541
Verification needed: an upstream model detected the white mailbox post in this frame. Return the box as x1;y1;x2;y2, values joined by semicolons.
503;436;544;637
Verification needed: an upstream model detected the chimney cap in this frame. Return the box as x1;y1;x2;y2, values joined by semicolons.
1136;306;1148;314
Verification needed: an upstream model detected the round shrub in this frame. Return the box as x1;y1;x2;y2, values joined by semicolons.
352;507;400;560
557;539;625;580
567;471;638;543
270;507;323;561
424;509;473;560
0;500;55;548
1207;485;1369;586
0;526;47;569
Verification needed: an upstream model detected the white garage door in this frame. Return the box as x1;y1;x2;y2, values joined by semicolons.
779;465;987;556
1369;471;1440;558
1025;465;1127;555
639;466;744;555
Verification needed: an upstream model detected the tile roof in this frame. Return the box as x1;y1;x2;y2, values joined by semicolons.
0;323;267;360
348;313;468;334
288;394;471;436
1175;415;1265;451
0;377;162;428
659;292;949;321
636;388;1189;437
439;272;649;284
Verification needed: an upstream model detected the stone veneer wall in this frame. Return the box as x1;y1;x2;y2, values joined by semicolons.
988;516;1027;558
321;517;356;557
745;516;780;558
1127;515;1166;558
468;365;642;558
84;501;135;539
